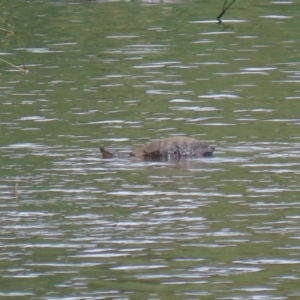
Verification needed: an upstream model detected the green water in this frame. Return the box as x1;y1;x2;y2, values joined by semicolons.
1;0;300;299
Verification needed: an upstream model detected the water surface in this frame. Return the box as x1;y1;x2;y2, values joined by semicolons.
1;0;300;299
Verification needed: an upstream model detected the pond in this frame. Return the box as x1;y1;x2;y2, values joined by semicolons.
1;0;300;299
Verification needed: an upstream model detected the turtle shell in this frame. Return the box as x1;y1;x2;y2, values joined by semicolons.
130;136;214;158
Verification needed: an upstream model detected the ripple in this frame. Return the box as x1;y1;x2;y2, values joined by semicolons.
171;106;220;111
198;93;240;99
0;292;35;297
4;143;50;149
192;266;262;274
169;98;193;103
234;259;300;265
25;48;64;53
107;190;241;197
260;15;292;19
190;19;247;24
73;253;130;258
106;35;139;39
111;264;167;271
201;31;235;35
146;89;179;95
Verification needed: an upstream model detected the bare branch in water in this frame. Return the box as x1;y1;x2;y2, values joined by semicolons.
0;27;27;74
0;58;26;74
217;0;237;24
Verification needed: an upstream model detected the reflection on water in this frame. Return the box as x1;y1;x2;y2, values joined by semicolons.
1;0;300;299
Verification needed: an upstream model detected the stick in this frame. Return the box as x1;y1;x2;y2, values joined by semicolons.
217;0;236;24
0;27;26;74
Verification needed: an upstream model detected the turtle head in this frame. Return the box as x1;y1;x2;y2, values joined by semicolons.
100;147;117;158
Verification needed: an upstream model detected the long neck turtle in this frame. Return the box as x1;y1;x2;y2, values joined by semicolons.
100;136;215;160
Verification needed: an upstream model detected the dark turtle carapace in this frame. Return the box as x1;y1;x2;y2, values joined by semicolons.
100;136;215;160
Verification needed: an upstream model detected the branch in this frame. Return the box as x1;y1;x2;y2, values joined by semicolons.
217;0;236;24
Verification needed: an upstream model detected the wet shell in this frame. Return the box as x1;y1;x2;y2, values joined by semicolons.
129;136;214;158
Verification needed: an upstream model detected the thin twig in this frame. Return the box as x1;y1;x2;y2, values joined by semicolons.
217;0;236;24
0;27;15;34
14;35;26;72
0;27;26;73
0;58;25;72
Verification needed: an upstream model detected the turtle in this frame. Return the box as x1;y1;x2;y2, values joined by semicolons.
100;136;215;160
